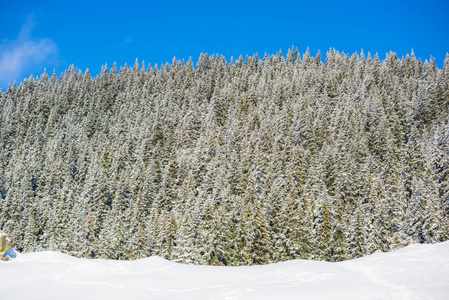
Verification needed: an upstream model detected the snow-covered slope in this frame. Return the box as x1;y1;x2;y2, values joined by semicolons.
1;242;449;300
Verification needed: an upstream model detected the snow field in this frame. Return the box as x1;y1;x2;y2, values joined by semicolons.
1;241;449;300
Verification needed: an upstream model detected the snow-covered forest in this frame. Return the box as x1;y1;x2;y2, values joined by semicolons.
0;48;448;265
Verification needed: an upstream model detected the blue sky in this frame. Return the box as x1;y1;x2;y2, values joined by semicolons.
1;0;448;89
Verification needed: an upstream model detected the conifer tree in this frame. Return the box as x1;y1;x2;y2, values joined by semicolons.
0;48;448;264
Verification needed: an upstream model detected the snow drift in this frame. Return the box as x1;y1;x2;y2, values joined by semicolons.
1;241;449;300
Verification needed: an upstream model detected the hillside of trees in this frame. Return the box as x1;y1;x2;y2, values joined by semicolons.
1;48;448;265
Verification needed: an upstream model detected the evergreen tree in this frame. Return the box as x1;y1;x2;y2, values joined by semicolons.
0;48;447;265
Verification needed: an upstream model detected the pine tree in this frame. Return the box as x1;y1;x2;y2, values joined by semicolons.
0;48;448;265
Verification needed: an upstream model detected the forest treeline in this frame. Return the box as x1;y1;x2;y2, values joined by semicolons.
1;48;448;265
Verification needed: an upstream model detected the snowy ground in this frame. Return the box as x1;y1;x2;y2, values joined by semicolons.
1;242;449;300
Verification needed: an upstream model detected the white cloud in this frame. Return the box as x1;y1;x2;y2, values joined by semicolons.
0;15;58;87
114;36;133;47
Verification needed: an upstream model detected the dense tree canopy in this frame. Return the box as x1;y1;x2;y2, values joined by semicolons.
1;48;448;265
